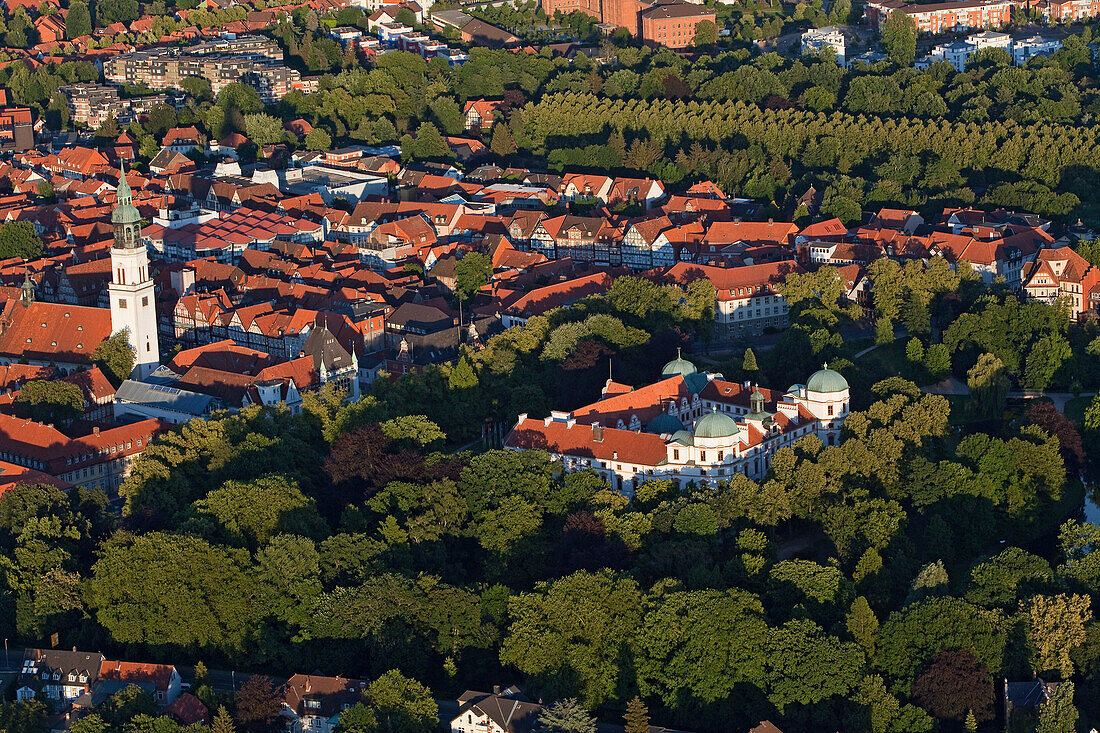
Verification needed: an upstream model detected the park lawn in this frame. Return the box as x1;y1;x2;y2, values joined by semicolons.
849;339;935;387
1065;395;1092;426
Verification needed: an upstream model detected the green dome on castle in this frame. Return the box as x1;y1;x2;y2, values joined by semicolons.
661;347;696;377
694;408;739;439
807;363;849;393
645;412;685;435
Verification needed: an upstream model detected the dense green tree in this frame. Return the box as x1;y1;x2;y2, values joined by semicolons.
967;353;1008;420
95;0;139;25
490;124;517;157
501;570;642;706
12;380;84;424
411;121;452;160
428;96;465;136
1035;681;1077;733
361;670;438;733
923;344;951;381
880;11;916;66
876;598;1006;689
242;114;285;146
693;20;718;47
966;547;1052;608
0;221;43;259
87;532;258;652
304;127;331;151
454;252;492;303
190;475;327;549
635;588;768;707
905;338;924;364
65;0;91;38
537;699;596;733
92;331;136;385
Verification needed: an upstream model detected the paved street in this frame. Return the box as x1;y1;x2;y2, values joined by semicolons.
923;377;1095;413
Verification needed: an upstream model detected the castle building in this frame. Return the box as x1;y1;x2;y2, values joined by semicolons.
109;164;161;380
504;352;849;495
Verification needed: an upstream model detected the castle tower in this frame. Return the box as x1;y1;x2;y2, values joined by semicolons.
108;163;160;379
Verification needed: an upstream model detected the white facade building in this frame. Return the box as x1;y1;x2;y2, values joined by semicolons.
1012;35;1062;64
801;26;846;64
506;358;850;496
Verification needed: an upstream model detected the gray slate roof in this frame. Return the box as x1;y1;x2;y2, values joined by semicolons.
115;379;215;416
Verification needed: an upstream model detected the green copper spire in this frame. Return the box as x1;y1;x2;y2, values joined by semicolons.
112;160;142;247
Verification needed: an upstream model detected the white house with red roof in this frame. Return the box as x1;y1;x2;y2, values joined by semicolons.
559;174;613;204
505;356;849;494
1022;245;1100;320
463;99;502;133
98;660;183;707
663;260;804;338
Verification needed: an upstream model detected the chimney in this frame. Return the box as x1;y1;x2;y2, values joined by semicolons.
768;218;773;225
305;676;311;693
93;426;99;435
492;685;501;695
592;424;604;442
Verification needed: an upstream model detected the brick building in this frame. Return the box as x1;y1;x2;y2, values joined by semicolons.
0;107;33;152
541;0;710;42
864;0;1015;32
639;0;716;47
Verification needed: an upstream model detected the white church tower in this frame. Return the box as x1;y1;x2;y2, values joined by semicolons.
108;163;160;379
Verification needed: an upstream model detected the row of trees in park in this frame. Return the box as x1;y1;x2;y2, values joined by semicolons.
7;263;1100;730
515;92;1095;221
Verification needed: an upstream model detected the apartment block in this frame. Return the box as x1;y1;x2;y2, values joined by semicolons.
103;36;299;103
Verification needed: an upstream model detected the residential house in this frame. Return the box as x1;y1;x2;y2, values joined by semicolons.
98;661;184;707
464;99;502;133
1022;245;1100;320
281;674;369;733
16;649;106;706
664;260;803;339
451;686;543;733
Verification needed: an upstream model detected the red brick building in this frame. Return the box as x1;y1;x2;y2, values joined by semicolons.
640;0;715;46
541;0;708;41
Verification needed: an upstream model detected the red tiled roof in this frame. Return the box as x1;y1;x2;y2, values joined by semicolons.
503;271;613;318
167;694;209;726
505;417;669;466
0;300;112;365
704;220;799;247
99;660;176;692
0;414;169;474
